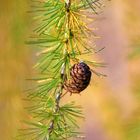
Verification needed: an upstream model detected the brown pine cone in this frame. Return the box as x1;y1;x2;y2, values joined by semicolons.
64;62;92;94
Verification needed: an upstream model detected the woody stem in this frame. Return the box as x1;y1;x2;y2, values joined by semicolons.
47;1;71;139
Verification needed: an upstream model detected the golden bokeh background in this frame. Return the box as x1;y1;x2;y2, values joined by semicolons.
0;0;140;140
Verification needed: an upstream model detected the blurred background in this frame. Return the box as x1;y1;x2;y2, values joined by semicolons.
0;0;140;140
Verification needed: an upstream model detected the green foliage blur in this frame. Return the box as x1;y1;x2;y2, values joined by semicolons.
0;1;31;140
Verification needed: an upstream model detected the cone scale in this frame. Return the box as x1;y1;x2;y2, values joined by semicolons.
64;62;92;94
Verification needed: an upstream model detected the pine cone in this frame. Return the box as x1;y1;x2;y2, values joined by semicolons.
64;62;92;94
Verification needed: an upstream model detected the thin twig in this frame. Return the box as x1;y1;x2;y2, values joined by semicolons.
47;1;71;139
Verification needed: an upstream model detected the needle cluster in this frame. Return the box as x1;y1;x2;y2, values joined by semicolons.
18;0;108;140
